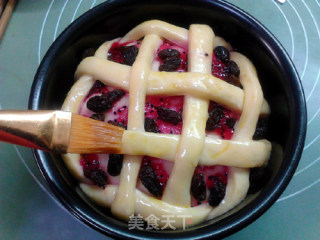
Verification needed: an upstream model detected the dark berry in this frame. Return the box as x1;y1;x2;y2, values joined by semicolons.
248;167;270;193
145;118;159;133
226;74;241;88
103;89;126;102
82;48;95;59
226;118;236;129
87;95;113;113
87;89;125;113
206;108;225;131
84;168;108;188
228;60;240;77
90;113;105;122
253;118;268;140
159;56;181;72
208;178;226;206
108;45;139;66
88;80;105;96
214;46;230;63
121;45;139;66
158;48;180;59
139;165;162;197
107;154;123;176
191;174;206;201
107;120;127;129
156;106;182;125
225;60;241;87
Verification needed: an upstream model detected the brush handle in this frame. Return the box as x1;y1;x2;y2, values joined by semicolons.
0;110;72;152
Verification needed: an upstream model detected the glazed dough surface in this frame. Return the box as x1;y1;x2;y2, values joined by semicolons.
61;20;271;228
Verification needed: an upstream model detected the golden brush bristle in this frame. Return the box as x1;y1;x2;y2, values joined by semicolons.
68;114;124;154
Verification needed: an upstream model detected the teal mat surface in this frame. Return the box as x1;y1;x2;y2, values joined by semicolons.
0;0;319;239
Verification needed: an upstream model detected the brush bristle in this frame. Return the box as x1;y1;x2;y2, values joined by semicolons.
68;114;124;154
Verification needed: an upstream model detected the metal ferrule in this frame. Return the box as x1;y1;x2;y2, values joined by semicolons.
0;110;72;153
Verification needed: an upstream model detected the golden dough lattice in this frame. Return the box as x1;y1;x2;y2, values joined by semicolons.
61;20;271;228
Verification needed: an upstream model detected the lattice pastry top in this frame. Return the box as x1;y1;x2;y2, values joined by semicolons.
62;20;271;228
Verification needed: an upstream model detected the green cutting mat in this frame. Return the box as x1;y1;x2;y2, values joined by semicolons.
0;0;319;239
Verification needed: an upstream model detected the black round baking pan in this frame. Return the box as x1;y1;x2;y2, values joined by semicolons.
29;0;307;239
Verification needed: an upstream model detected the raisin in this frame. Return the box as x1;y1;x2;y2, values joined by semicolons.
107;154;123;176
226;74;241;88
87;89;125;113
107;120;127;129
248;167;270;193
145;118;159;133
214;46;230;63
228;60;240;77
158;49;180;59
87;95;113;113
90;113;105;122
82;48;95;59
191;174;206;201
253;118;268;140
208;177;226;206
84;168;108;188
139;165;162;197
206;108;225;131
225;61;241;87
88;80;105;96
226;118;236;129
122;45;139;66
108;45;139;66
103;89;126;102
156;106;182;125
159;56;181;72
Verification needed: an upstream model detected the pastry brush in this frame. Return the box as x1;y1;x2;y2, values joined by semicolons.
0;110;124;153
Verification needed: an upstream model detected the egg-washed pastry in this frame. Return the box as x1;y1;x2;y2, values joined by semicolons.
61;20;271;228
